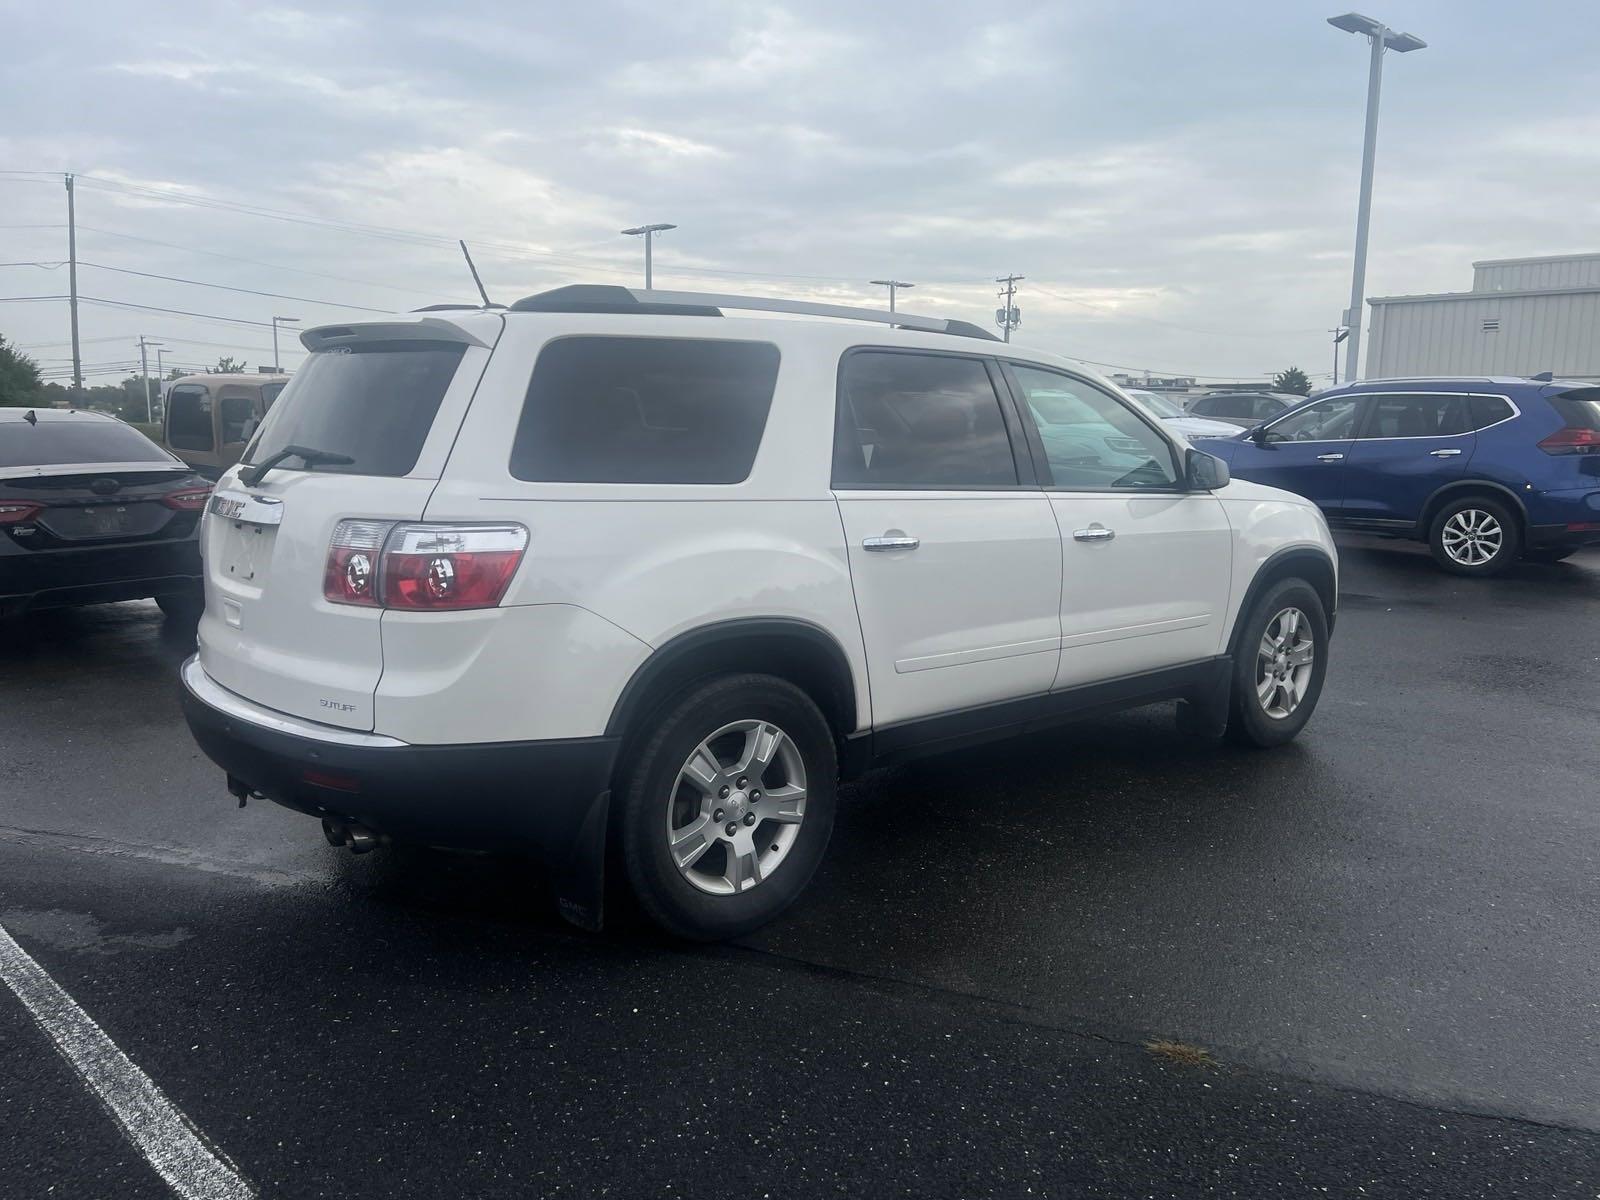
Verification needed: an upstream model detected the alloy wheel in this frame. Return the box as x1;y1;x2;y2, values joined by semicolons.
1256;607;1315;720
667;719;807;896
1441;508;1504;567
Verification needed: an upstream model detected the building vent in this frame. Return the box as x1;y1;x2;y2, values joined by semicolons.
1482;317;1501;332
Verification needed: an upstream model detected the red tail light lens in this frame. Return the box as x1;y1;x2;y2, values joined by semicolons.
0;501;43;525
323;519;392;607
1537;427;1600;455
380;524;528;611
162;484;214;511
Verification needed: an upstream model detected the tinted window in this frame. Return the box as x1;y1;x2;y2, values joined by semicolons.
167;385;213;451
1266;396;1364;442
0;417;170;468
261;382;287;410
833;352;1016;488
220;395;255;445
1357;393;1472;439
1469;396;1514;429
1549;390;1600;431
246;341;465;478
1012;366;1179;490
509;337;778;485
1253;396;1287;419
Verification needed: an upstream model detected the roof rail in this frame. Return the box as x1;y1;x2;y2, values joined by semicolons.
508;284;999;341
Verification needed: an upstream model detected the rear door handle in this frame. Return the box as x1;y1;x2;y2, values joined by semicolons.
1430;448;1462;458
1073;526;1115;542
1316;453;1345;462
863;535;919;552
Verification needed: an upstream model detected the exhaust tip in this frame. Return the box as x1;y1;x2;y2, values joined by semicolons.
321;818;380;853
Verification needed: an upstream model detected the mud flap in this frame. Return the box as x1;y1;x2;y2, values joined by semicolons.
553;789;610;932
1175;654;1232;739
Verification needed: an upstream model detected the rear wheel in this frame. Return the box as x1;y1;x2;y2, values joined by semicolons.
155;589;204;623
1226;578;1329;748
619;674;837;940
1428;496;1520;577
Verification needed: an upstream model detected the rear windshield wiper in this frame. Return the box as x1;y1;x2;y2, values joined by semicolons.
241;445;355;487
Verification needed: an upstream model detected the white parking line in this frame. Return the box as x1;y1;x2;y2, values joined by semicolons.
0;920;254;1200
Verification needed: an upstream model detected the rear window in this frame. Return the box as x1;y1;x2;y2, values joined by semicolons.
1550;389;1600;431
0;417;170;469
167;384;213;451
509;336;779;484
244;341;465;478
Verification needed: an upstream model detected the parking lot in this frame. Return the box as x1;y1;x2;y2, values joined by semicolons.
3;534;1598;1198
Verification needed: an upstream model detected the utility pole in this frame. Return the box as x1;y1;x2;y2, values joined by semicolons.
1328;13;1425;382
65;173;82;404
621;223;676;289
869;280;914;312
995;274;1024;343
271;316;299;372
1330;326;1349;386
138;336;162;424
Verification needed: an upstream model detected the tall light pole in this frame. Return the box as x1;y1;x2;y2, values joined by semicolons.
621;224;676;290
271;316;300;373
870;280;914;312
1328;12;1425;382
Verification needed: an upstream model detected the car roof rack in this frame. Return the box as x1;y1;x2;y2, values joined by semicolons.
508;284;1000;341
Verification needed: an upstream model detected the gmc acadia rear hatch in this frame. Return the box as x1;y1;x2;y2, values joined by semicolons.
197;313;502;731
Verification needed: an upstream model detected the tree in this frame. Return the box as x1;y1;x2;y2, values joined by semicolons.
0;334;43;407
1273;366;1311;396
212;356;247;374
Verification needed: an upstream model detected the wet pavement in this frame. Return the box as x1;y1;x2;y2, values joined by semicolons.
2;535;1598;1198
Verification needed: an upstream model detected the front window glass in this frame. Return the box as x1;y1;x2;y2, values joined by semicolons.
1012;366;1179;490
1266;397;1364;442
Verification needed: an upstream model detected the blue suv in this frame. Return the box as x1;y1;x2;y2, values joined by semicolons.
1203;377;1600;575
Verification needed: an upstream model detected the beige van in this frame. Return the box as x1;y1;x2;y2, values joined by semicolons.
162;373;290;479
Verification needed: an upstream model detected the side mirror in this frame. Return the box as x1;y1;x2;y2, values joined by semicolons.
1186;447;1230;491
1247;424;1276;446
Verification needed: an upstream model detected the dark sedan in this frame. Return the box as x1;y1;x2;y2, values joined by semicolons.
1;408;210;619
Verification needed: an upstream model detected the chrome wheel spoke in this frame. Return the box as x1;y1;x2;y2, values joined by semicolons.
670;815;716;870
758;783;806;823
1286;643;1314;668
725;833;762;892
682;744;724;796
735;722;784;782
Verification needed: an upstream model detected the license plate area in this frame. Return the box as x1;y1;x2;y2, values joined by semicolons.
38;502;166;541
218;520;277;585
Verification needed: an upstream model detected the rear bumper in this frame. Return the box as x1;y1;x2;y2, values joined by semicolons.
179;656;619;927
1526;523;1600;550
0;537;201;616
1526;489;1600;549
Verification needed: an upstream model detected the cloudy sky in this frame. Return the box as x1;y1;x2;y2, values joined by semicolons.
4;0;1598;386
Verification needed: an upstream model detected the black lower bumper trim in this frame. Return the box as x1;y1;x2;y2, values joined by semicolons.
180;674;619;928
1527;523;1600;550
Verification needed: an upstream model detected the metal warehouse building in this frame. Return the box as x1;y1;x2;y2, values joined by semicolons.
1365;253;1600;381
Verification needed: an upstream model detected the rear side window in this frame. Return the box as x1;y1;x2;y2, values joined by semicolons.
167;385;213;451
1357;393;1472;438
509;337;779;484
1470;395;1515;429
0;418;170;468
245;341;466;478
1549;390;1600;431
219;394;255;445
833;352;1017;488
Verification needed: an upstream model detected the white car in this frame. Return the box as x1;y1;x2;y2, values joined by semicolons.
1124;388;1243;440
181;286;1338;940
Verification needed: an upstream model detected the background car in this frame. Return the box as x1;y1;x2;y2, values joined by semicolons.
1125;388;1244;439
1201;376;1600;575
1;408;211;618
1184;391;1303;429
162;371;290;480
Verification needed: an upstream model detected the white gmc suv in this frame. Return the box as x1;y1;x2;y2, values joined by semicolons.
181;285;1337;940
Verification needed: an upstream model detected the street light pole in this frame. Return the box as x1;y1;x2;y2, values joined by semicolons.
869;280;914;312
621;224;677;289
271;316;300;373
1328;12;1425;383
138;336;162;424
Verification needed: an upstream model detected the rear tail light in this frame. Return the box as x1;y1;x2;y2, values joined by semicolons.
323;519;392;607
0;502;42;525
162;484;214;511
323;521;528;611
1537;427;1600;454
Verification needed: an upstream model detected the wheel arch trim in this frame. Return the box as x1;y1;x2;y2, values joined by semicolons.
1228;546;1339;658
604;617;862;740
1419;479;1529;532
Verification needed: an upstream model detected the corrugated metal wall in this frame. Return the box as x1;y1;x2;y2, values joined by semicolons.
1473;256;1600;291
1366;291;1600;379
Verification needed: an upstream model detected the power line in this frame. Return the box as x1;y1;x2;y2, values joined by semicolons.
77;261;389;313
77;296;298;330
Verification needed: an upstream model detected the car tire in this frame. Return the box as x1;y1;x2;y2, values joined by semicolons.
155;590;205;623
1428;496;1521;577
1226;577;1330;748
618;673;837;941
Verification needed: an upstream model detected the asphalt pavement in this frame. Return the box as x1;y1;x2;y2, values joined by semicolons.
2;535;1598;1198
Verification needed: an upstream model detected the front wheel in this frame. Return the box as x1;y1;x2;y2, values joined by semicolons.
618;674;837;941
1428;497;1520;576
1226;578;1330;748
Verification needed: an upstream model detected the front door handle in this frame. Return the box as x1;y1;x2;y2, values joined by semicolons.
1316;453;1345;462
1073;526;1115;543
1429;448;1463;458
863;535;919;552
